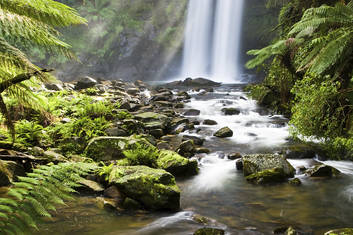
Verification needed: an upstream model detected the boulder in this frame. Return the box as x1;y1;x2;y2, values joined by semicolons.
126;88;140;96
134;112;169;130
105;127;129;137
288;178;302;186
193;228;225;235
235;159;243;170
306;164;340;177
108;165;180;211
324;228;353;235
43;150;67;162
184;109;201;116
182;135;205;146
214;127;233;138
203;119;218;125
85;136;152;161
227;152;242;160
45;83;64;91
183;78;221;87
284;144;317;159
196;147;211;154
75;76;97;90
78;179;104;194
157;150;199;177
243;154;295;184
221;108;240;115
177;140;196;158
0;160;25;187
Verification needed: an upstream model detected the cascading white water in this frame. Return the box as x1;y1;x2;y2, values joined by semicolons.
181;0;213;78
212;0;244;82
180;0;245;83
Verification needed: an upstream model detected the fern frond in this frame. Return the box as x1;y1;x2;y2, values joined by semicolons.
0;162;98;235
0;0;87;27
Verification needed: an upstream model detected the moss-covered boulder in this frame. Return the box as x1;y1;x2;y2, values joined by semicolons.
85;136;152;161
306;164;340;177
325;228;353;235
108;165;180;211
213;127;233;138
157;150;198;177
0;160;25;187
243;154;295;184
193;227;225;235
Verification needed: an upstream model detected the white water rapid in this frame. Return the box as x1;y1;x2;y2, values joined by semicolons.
181;0;245;83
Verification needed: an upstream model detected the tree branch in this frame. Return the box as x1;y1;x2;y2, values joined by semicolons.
0;69;54;93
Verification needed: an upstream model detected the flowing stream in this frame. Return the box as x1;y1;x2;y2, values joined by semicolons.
38;85;353;235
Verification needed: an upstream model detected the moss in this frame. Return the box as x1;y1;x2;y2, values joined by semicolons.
108;165;180;211
193;228;225;235
157;150;199;177
246;168;288;184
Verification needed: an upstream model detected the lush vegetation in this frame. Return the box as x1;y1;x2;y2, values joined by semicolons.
246;0;353;159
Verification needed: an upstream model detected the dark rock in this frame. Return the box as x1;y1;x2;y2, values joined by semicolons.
123;197;142;210
221;108;240;115
193;227;225;235
284;144;317;159
126;88;140;96
0;160;25;187
105;127;129;137
228;152;242;160
148;129;164;138
203;119;218;125
182;135;205;146
196;147;211;154
75;76;97;90
235;159;243;170
184;109;201;116
306;164;340;177
214;127;233;138
156;141;171;150
177;140;196;158
288;178;302;186
104;185;123;200
45;83;63;91
175;103;184;108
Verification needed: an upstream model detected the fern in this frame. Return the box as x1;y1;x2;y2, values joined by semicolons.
0;162;98;235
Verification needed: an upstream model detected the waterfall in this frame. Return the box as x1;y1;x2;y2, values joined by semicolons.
212;0;244;82
181;0;214;78
180;0;245;83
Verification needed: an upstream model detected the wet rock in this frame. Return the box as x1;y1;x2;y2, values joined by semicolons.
183;77;221;87
196;147;211;154
104;185;123;200
221;107;240;115
288;178;302;186
324;228;353;235
0;160;25;187
108;165;180;211
193;227;225;235
284;144;317;159
182;135;205;146
171;117;190;129
235;159;243;170
176;91;191;99
148;129;164;138
106;127;129;137
78;179;104;194
157;150;199;177
75;76;97;90
306;164;340;178
96;197;120;211
123;197;142;210
155;101;173;108
156;141;171;150
126;88;140;96
45;83;63;91
177;140;196;158
243;154;295;184
214;127;233;138
135;112;170;127
175;103;184;108
85;136;152;161
203;119;218;125
227;152;242;160
184;109;201;116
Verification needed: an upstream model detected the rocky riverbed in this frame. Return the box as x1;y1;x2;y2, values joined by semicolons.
1;77;353;235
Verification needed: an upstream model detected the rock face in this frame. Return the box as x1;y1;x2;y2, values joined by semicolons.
85;136;151;161
306;164;340;177
242;154;295;184
193;227;225;235
108;165;180;211
157;150;198;177
214;127;233;138
324;228;353;235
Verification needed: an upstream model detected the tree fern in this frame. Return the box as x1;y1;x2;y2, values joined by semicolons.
0;162;98;235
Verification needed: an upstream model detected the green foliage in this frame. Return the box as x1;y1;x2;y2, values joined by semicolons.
15;120;45;147
290;75;344;139
116;110;133;120
122;143;159;168
0;162;97;235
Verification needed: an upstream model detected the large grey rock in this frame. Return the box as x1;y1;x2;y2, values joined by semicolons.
306;164;340;177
